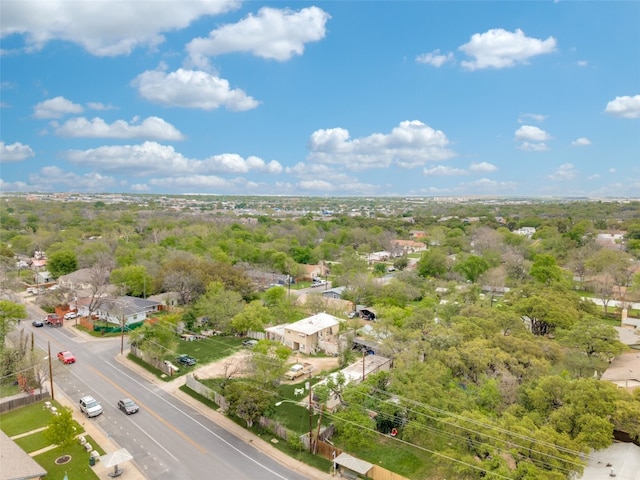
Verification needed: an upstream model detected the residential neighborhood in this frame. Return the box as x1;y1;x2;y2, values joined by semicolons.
2;195;640;480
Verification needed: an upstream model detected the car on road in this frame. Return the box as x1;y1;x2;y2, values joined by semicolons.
32;319;44;327
44;314;63;327
242;339;258;348
117;398;140;415
57;351;76;364
63;311;78;320
26;287;39;294
79;395;103;418
176;354;197;366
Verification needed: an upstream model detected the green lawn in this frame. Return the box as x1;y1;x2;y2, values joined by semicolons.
171;335;245;367
0;381;21;398
129;335;245;380
0;401;61;436
0;400;106;480
34;435;104;480
13;429;50;453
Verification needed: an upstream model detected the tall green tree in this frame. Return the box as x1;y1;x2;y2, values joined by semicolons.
529;254;565;285
43;406;77;455
110;265;153;297
513;291;580;336
47;250;78;278
416;248;448;278
129;315;179;361
556;317;626;361
193;282;244;333
453;255;490;283
223;382;272;428
231;302;272;335
250;339;290;386
0;301;27;345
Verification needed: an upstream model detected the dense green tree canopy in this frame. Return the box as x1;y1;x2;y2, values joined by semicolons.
47;250;78;278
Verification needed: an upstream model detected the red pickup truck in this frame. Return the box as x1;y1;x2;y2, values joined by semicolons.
44;314;63;327
57;351;76;364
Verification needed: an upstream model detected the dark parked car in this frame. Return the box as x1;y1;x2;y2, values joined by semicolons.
176;354;196;366
32;319;44;327
117;398;139;415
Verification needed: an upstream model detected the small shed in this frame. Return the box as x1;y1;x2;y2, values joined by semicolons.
334;452;373;479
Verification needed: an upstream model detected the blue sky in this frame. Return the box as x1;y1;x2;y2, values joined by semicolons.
1;1;639;197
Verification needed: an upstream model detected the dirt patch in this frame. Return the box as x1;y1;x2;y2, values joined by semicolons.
192;351;340;381
55;455;72;465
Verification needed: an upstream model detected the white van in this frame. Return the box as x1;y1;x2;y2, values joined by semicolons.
79;395;103;418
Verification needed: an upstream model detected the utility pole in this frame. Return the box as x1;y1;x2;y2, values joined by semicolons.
120;305;125;355
308;372;313;453
47;341;54;401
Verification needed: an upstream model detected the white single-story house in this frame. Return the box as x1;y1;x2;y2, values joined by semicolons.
87;296;163;327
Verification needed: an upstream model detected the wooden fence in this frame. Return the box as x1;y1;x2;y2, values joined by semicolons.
130;345;177;377
183;376;408;479
0;391;50;414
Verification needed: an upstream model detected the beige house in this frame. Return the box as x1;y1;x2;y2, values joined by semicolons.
390;239;427;255
283;312;341;355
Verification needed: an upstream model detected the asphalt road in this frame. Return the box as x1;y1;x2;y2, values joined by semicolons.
20;299;314;480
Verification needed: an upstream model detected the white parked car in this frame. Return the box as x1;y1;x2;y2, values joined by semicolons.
64;311;78;320
79;395;103;418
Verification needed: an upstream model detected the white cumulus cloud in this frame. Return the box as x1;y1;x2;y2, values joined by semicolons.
53;116;185;140
604;95;640;118
459;28;556;70
519;113;547;123
518;142;548;152
548;163;576;181
64;141;280;177
202;153;282;174
187;6;330;66
423;165;465;176
26;166;118;192
469;162;497;172
571;137;591;147
0;141;35;162
132;67;259;111
33;96;83;119
515;125;551;151
515;125;551;142
416;49;454;67
308;120;455;170
1;0;240;56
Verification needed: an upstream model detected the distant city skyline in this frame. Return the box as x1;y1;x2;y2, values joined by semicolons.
1;1;639;197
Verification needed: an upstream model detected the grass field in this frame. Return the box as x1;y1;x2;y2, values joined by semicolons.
0;400;105;480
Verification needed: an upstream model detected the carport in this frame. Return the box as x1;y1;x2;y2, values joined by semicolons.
359;308;376;321
352;337;377;354
334;452;373;479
